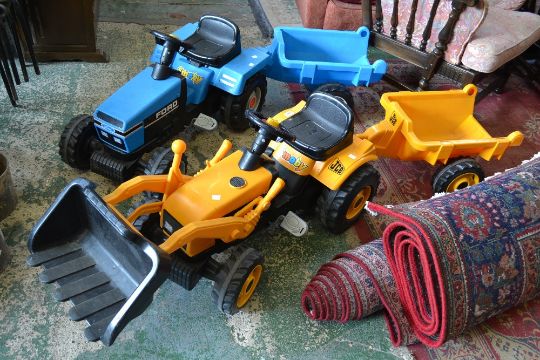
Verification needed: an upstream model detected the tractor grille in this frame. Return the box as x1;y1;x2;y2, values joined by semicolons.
95;111;122;128
163;210;182;235
97;129;127;151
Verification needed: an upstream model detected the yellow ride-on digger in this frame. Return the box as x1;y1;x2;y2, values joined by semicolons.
27;85;522;346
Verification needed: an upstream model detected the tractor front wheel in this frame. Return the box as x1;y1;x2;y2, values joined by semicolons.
220;73;267;131
128;198;163;244
432;158;484;194
59;114;99;170
212;245;264;315
317;164;380;234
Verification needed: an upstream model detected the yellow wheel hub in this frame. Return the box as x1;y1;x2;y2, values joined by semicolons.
236;264;263;308
446;172;480;192
346;187;371;220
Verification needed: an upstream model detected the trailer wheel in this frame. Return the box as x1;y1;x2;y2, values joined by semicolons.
432;158;484;194
141;146;187;199
317;164;380;234
220;73;267;131
314;83;354;110
128;198;164;244
212;245;264;315
59;114;99;170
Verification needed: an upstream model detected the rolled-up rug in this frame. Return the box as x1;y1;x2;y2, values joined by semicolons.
301;239;417;345
302;155;540;348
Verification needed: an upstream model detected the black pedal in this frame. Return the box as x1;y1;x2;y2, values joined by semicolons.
90;151;138;182
169;255;212;290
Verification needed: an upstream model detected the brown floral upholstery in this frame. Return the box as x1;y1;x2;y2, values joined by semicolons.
461;6;540;73
486;0;526;10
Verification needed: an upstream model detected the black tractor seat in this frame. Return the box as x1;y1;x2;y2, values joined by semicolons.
279;92;354;161
182;15;241;68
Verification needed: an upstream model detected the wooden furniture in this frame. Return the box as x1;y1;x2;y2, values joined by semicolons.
362;0;483;93
25;0;107;62
361;0;540;101
0;0;40;106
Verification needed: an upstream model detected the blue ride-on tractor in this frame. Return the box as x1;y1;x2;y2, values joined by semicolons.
59;15;386;182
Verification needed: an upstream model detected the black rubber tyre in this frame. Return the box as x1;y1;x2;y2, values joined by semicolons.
220;73;267;131
128;198;163;244
143;146;187;176
317;164;380;234
141;146;187;199
211;245;264;315
432;158;484;194
313;83;354;110
59;114;98;170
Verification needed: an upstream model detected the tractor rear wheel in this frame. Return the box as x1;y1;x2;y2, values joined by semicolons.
317;164;380;234
314;83;354;110
141;146;187;199
59;114;99;170
212;245;264;315
220;73;267;131
432;158;484;194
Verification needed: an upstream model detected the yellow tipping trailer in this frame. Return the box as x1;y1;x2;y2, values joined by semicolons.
358;84;524;165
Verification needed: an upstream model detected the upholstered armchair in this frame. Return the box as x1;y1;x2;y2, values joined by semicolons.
361;0;540;100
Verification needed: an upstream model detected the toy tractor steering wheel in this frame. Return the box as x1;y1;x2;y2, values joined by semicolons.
239;111;296;171
245;110;295;142
150;30;191;80
151;30;184;47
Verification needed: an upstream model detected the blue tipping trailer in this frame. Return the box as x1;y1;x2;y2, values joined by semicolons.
263;26;386;86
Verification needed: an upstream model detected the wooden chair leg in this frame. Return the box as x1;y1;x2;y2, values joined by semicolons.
494;66;511;94
475;66;510;103
515;56;540;93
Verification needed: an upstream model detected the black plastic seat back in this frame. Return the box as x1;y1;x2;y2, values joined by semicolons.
279;92;353;161
183;15;241;68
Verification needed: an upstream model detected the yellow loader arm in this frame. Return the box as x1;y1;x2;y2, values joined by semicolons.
104;140;191;205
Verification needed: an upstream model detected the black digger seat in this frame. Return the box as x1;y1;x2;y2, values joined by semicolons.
279;92;354;161
183;15;241;68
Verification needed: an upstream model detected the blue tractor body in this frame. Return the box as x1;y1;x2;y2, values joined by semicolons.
94;67;184;154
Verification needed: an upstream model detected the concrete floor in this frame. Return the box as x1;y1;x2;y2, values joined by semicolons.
0;2;411;359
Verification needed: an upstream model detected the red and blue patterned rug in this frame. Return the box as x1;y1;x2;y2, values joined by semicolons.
303;155;540;354
372;154;540;344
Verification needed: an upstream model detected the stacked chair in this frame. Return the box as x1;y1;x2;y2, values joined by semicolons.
0;0;39;106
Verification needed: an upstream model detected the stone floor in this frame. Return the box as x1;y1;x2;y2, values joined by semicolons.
0;3;411;360
97;0;256;25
